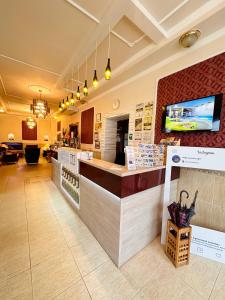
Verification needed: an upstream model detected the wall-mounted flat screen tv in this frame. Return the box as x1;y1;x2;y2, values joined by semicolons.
162;94;223;133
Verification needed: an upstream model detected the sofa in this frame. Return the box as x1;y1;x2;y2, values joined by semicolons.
2;142;24;157
3;142;23;150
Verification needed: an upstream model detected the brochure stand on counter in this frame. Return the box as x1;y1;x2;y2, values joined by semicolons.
161;146;225;264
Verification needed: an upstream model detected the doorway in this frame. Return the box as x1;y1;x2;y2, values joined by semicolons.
114;119;129;165
102;114;129;165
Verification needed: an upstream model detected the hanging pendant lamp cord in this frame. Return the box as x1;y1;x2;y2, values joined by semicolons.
95;41;98;69
85;56;88;79
108;24;111;59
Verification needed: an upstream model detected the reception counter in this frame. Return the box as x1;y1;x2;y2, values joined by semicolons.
78;159;179;266
52;155;179;266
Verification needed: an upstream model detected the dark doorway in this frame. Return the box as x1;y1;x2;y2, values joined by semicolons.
69;123;78;138
114;119;129;166
69;123;79;147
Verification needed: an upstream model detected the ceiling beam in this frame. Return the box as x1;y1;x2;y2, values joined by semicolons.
64;0;100;24
127;0;168;42
0;54;60;76
0;74;7;95
158;0;189;25
167;0;225;37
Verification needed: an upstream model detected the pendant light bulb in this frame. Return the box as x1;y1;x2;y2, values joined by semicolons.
59;102;62;112
61;99;65;108
93;70;98;88
66;96;70;106
76;86;80;100
83;80;88;96
70;93;75;104
105;58;111;80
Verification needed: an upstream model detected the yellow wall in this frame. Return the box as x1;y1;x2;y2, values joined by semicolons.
0;114;58;145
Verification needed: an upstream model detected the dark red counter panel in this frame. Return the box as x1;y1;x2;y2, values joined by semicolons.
80;161;180;198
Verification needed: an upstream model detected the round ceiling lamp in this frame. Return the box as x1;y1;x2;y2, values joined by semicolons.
28;85;51;95
179;30;201;48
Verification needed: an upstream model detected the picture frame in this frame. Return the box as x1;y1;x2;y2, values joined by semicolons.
96;113;101;122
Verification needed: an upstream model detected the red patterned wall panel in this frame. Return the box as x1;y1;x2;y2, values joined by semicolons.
154;52;225;147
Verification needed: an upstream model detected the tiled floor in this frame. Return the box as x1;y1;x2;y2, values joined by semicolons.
0;159;225;299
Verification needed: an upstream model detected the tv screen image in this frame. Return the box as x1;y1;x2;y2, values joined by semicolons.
164;94;222;133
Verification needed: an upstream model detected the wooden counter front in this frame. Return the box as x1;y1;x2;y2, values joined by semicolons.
80;161;179;198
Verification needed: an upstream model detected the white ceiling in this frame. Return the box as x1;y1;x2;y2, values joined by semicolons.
0;0;224;115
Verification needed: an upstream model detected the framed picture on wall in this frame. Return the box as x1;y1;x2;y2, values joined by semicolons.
96;113;101;122
57;121;61;132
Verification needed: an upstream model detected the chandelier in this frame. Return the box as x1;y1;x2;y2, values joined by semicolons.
30;92;50;118
26;117;36;129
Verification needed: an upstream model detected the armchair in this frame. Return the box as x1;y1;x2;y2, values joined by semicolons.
25;146;40;164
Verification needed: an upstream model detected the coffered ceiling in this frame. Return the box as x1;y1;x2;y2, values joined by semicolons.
0;0;224;115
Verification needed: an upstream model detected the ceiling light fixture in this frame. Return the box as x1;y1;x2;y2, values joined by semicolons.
70;68;75;105
66;96;70;106
61;99;65;108
0;107;5;113
26;116;36;129
105;25;112;80
70;93;75;104
31;90;50;118
83;56;88;96
59;102;62;112
179;29;201;48
93;41;98;88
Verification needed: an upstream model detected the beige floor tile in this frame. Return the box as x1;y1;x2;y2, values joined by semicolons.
54;279;91;300
70;235;110;276
32;251;81;300
121;239;165;289
0;270;32;300
83;260;137;300
0;227;28;251
29;235;69;267
133;275;204;300
62;223;95;248
0;243;30;281
175;255;222;299
209;265;225;300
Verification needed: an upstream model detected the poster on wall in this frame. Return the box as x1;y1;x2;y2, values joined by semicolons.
144;102;153;116
143;102;153;131
134;132;142;141
143;116;152;131
135;103;144;118
135;118;142;131
94;131;100;149
129;133;133;141
142;131;152;143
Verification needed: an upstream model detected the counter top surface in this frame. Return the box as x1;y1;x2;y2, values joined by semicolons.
79;158;165;177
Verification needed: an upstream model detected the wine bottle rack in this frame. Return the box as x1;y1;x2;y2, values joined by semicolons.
61;166;80;207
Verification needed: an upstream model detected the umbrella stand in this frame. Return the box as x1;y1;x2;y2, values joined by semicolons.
165;219;192;267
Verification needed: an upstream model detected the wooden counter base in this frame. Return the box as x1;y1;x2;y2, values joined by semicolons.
80;161;179;198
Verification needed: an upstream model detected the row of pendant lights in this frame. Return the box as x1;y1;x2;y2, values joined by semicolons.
59;27;112;112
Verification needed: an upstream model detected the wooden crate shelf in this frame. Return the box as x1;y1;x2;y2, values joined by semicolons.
165;219;192;268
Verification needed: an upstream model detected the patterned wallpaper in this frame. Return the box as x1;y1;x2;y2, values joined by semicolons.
154;52;225;147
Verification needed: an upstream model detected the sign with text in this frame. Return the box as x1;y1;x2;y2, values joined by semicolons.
191;225;225;264
168;146;225;171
